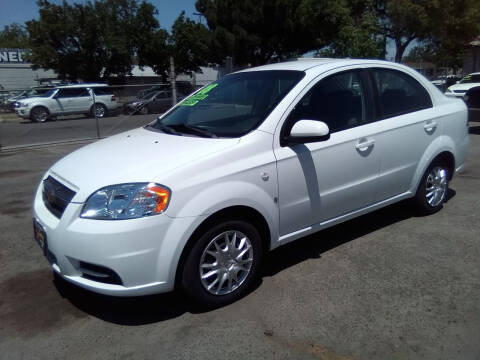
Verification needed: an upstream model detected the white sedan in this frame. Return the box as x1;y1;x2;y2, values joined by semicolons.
445;72;480;98
33;59;469;306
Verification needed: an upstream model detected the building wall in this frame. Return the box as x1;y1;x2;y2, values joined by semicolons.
0;63;57;89
463;47;480;75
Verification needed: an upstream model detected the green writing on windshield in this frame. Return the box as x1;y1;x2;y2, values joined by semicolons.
180;83;218;106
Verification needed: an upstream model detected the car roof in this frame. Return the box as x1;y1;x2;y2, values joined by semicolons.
56;83;107;88
237;58;399;73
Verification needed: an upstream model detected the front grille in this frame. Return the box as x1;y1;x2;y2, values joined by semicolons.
42;176;76;218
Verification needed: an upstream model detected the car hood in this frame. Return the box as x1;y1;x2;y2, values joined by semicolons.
48;127;240;202
447;83;480;92
17;96;48;104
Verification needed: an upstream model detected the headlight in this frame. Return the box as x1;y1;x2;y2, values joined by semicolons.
14;102;22;108
81;183;170;220
445;88;453;93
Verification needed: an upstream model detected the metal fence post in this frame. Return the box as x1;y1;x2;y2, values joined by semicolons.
89;87;100;139
170;56;177;106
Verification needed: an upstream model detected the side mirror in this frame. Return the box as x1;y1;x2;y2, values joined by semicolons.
282;119;330;146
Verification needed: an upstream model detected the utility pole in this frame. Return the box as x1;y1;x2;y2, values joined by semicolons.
170;56;177;106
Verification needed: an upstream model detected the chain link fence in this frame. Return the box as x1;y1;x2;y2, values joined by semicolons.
0;82;196;150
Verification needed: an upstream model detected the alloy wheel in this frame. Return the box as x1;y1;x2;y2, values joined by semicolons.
199;230;254;295
32;108;48;122
425;166;448;207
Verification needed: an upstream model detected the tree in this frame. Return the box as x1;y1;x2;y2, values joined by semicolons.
0;23;30;48
170;11;212;74
26;0;168;81
376;0;480;63
316;0;385;58
196;0;351;66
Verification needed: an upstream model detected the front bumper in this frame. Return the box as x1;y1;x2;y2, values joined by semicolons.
15;107;30;118
33;180;204;296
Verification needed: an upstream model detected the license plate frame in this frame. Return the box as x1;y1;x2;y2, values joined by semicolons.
33;218;48;256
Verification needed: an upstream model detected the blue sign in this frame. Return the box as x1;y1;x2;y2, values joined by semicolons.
0;48;29;63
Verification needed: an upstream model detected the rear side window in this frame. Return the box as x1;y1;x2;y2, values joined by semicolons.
57;88;89;98
371;68;432;119
92;87;112;96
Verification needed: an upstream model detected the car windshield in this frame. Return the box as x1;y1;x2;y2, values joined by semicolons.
37;89;57;97
149;70;305;138
141;91;164;100
459;74;480;84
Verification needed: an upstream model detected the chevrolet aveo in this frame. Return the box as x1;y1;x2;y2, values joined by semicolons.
33;59;469;306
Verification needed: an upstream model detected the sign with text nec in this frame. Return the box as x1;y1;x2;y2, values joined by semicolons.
0;49;28;63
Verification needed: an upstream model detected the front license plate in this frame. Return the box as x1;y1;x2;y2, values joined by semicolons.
33;219;47;255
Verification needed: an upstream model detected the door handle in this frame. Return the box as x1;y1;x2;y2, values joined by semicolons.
355;138;375;151
424;120;437;133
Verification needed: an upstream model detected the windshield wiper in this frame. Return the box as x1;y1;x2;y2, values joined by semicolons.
145;122;181;136
170;123;218;138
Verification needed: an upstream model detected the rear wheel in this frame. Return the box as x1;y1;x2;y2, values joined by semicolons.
181;220;263;307
30;106;49;122
90;103;107;118
414;160;449;214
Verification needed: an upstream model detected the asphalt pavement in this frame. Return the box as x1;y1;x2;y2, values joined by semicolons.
0;112;156;149
0;124;479;359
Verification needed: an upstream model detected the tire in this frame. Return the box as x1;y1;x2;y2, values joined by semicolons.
139;106;149;115
414;160;449;215
90;103;107;118
30;106;49;123
181;220;263;307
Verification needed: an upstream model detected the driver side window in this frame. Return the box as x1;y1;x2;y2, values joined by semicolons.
287;70;368;134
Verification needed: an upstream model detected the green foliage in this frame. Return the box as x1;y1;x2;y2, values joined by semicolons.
26;0;167;81
316;0;385;58
196;0;346;66
196;0;389;66
0;23;30;48
170;11;211;74
377;0;480;62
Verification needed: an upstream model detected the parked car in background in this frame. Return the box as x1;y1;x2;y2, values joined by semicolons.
123;89;185;115
33;59;469;306
136;84;170;99
464;86;480;122
3;87;54;111
14;84;120;122
445;72;480;98
431;75;461;92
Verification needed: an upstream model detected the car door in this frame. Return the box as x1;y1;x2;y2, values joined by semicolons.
55;88;86;113
74;87;91;112
274;69;381;236
366;67;438;202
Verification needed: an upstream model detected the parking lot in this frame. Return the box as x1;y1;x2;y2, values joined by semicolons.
0;123;479;359
0;112;155;149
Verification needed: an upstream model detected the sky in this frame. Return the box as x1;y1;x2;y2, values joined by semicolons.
0;0;402;58
0;0;198;31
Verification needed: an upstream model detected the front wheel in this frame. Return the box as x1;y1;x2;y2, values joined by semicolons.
414;161;449;214
30;106;49;122
181;220;263;307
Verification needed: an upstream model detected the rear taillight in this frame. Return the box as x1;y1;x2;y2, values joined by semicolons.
111;95;116;101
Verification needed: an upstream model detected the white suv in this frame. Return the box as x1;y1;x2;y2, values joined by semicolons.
15;83;119;122
33;59;469;306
